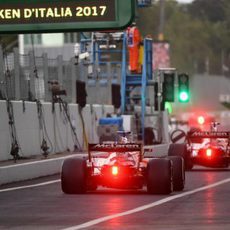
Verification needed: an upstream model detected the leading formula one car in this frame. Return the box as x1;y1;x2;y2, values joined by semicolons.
169;123;230;170
61;132;185;194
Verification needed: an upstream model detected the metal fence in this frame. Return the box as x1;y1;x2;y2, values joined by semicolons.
0;46;121;104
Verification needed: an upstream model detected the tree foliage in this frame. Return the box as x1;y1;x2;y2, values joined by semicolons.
137;0;230;75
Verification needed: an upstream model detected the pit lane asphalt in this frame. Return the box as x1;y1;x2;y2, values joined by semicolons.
0;166;230;230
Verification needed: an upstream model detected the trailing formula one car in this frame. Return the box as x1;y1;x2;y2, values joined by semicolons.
169;123;230;170
61;132;185;194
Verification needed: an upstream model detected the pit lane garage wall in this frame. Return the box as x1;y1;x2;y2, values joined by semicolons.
0;100;114;161
0;100;171;185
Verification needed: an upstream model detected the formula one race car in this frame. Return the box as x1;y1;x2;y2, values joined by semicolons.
61;132;185;194
169;123;230;170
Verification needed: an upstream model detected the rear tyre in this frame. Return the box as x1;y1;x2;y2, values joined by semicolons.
147;158;173;194
168;143;194;171
61;157;87;194
168;156;185;191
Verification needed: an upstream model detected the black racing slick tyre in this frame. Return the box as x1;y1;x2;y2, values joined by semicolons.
168;143;194;171
168;156;185;191
147;158;173;195
61;157;87;194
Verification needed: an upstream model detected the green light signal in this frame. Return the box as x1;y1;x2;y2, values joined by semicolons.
179;91;189;102
165;102;173;114
178;73;190;103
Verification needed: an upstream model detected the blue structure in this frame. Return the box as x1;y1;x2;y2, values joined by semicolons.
99;117;123;131
121;33;153;141
80;31;154;142
137;0;152;7
79;32;123;86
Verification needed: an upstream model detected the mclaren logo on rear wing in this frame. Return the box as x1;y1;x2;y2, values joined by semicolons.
188;131;230;139
88;143;142;152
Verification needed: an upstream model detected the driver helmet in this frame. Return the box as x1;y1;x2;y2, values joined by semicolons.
210;122;220;131
120;136;128;143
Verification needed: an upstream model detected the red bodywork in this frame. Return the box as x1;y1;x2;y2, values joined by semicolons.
87;143;146;189
187;131;230;168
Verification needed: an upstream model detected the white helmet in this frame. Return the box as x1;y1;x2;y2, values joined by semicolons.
121;136;128;143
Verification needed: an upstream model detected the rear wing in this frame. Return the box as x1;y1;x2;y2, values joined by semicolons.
188;131;230;140
88;143;143;162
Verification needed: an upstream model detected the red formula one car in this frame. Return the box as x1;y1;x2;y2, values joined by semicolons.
169;124;230;170
61;132;185;194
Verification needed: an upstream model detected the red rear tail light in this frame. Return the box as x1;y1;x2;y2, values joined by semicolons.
206;148;212;157
112;166;118;175
197;116;205;125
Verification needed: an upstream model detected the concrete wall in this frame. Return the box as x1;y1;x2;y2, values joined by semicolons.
0;100;114;161
0;144;170;185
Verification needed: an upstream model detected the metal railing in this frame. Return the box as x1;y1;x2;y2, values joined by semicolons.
0;46;120;105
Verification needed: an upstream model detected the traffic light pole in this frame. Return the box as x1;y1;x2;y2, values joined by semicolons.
156;70;163;144
156;70;163;112
155;68;177;143
157;68;177;109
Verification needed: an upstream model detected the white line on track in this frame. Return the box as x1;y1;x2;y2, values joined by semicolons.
1;177;230;229
0;179;60;192
62;178;230;230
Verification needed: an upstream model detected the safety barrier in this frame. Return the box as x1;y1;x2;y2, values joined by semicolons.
0;144;169;185
0;100;114;162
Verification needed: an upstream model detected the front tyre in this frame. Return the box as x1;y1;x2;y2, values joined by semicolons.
168;143;193;171
61;157;87;194
168;156;185;191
